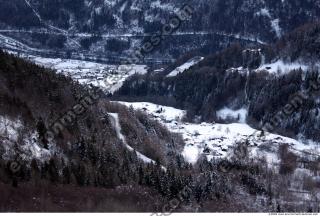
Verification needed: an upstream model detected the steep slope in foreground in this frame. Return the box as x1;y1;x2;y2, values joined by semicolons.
0;50;187;211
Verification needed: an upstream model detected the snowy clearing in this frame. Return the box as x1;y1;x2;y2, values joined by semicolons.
166;56;204;77
256;60;308;74
116;101;320;165
117;102;186;122
216;107;248;123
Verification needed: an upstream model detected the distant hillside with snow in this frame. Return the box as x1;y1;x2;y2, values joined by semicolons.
118;101;319;165
115;23;320;145
1;0;320;63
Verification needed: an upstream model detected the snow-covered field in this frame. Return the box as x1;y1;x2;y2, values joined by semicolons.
18;54;148;93
117;101;320;165
166;56;204;77
216;107;248;123
256;60;309;74
226;57;312;76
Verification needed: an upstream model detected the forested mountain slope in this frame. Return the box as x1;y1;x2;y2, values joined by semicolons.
0;50;187;211
0;0;320;63
115;22;320;143
1;50;320;212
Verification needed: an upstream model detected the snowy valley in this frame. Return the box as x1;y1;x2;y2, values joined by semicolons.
4;46;319;175
1;0;320;212
7;48;319;168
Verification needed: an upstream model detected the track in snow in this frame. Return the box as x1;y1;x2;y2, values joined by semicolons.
108;112;167;171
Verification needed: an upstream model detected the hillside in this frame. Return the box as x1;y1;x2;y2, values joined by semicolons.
1;51;320;212
1;1;320;213
0;0;320;63
0;50;187;211
115;22;320;144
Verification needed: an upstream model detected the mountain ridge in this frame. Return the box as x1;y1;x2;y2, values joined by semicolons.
1;0;320;63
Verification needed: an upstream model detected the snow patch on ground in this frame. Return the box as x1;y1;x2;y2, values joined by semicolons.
166;56;204;77
256;60;308;74
0;116;23;142
0;34;45;53
21;132;53;162
216;107;248;123
0;116;56;162
150;1;176;12
256;8;271;18
271;19;282;38
117;102;186;122
226;66;249;75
